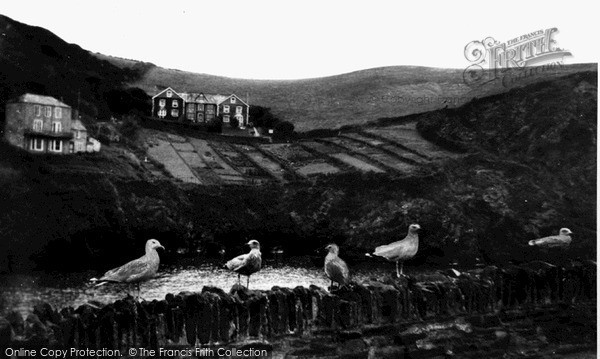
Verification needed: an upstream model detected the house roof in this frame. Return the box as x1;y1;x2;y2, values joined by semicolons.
152;87;183;100
219;93;250;107
180;92;228;104
11;94;70;108
180;92;208;103
205;94;229;104
71;119;87;131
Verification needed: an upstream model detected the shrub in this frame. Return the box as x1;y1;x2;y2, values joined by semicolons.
273;120;296;140
274;120;295;134
119;116;141;142
207;118;223;133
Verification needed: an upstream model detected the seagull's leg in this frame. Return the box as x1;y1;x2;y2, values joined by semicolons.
400;262;404;276
237;273;241;285
136;283;141;300
396;261;401;278
247;276;250;289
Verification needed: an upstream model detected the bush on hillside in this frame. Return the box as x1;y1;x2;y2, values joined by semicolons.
273;121;296;140
207;117;223;133
118;116;141;143
104;88;151;115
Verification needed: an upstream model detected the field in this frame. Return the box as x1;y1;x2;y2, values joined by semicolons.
364;122;460;160
139;121;459;185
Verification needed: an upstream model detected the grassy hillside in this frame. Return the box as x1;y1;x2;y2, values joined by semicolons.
0;14;149;122
95;53;596;131
0;72;595;271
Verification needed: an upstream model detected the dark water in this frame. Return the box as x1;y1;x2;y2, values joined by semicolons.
0;263;397;317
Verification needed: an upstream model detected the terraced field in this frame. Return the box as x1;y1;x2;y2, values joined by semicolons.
364;122;459;160
141;122;460;185
260;143;341;177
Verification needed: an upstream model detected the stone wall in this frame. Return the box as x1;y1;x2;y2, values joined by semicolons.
0;261;596;358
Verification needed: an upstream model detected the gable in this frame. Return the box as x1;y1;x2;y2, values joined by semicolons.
152;87;183;100
180;92;209;103
218;94;249;107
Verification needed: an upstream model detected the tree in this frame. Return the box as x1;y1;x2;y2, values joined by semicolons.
273;121;295;139
229;116;240;129
207;116;223;133
119;115;141;142
249;105;278;129
274;120;294;134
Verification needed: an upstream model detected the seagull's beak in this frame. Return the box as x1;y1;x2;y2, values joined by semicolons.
158;245;165;250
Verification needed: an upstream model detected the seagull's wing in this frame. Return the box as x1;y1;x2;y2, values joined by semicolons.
226;253;248;271
373;239;407;260
325;257;349;284
99;256;152;283
528;235;571;247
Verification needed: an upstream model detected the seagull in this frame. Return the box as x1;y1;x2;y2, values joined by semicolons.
366;224;421;277
225;240;262;289
91;239;165;297
528;228;573;248
324;244;349;290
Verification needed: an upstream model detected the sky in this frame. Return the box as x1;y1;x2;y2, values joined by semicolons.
1;0;598;80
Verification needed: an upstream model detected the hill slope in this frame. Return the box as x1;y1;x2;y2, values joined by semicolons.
0;72;595;271
0;14;149;121
96;53;595;131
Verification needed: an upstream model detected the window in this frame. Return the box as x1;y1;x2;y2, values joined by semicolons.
171;109;179;117
50;140;62;152
223;115;230;123
206;105;215;114
75;130;81;139
187;104;195;113
159;99;166;107
54;107;62;119
223;105;230;113
31;138;44;151
34;105;42;117
187;113;195;120
33;119;43;132
231;97;237;103
52;122;62;133
236;106;242;114
172;100;178;108
197;104;204;112
166;90;173;98
45;106;52;118
158;109;167;118
197;113;204;122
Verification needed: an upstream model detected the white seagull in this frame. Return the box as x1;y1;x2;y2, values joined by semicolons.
324;244;350;289
528;228;573;248
367;224;421;277
225;240;262;289
91;239;165;296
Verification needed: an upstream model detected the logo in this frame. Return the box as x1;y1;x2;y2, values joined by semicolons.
463;28;572;88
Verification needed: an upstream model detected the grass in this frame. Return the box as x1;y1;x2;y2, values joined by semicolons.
94;53;596;131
